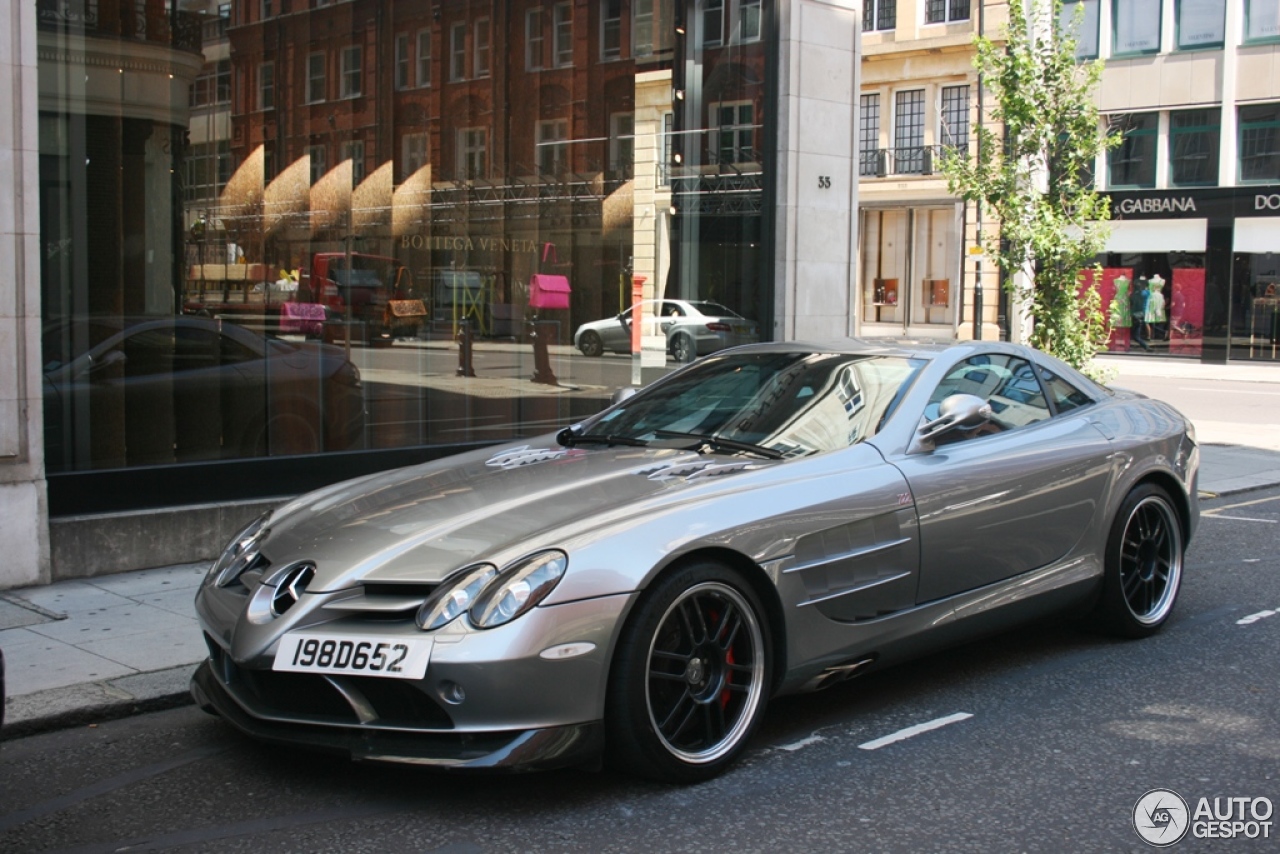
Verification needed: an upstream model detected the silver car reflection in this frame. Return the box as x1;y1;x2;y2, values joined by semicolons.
573;299;759;362
192;340;1197;782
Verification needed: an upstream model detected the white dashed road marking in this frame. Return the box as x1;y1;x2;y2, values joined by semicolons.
857;712;974;751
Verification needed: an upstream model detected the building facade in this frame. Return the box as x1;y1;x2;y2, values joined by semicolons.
3;0;863;587
1076;0;1280;362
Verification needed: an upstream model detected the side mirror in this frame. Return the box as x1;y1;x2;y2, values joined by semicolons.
918;393;993;441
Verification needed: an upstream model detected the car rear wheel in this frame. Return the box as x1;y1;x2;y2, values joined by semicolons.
671;333;695;363
579;330;603;357
606;560;770;782
1092;483;1184;638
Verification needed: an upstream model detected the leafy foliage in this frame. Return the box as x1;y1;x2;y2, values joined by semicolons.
940;0;1119;370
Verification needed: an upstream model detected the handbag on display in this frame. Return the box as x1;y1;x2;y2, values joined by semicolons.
529;243;571;310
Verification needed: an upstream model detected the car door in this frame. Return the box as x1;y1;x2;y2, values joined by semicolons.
601;305;636;352
887;354;1114;604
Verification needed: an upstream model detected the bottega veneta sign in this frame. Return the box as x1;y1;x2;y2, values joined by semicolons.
400;235;542;252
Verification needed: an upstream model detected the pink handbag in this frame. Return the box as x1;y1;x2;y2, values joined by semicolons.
529;243;571;310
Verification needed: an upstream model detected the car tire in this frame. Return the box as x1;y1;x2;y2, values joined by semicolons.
606;560;771;783
579;330;603;358
671;333;695;364
1091;483;1184;638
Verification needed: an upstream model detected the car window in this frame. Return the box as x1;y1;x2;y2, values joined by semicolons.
592;352;925;457
1038;368;1094;414
688;301;740;318
660;302;685;317
927;354;1050;437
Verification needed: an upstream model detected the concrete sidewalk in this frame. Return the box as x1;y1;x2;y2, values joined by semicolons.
4;355;1280;739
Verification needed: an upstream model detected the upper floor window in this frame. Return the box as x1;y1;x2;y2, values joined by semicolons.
475;19;492;77
602;0;623;60
1246;0;1280;42
554;3;574;67
402;133;429;181
712;101;756;164
661;111;674;186
739;0;762;42
610;112;634;177
1059;0;1100;59
926;0;970;24
859;94;881;177
257;62;274;111
1169;108;1219;187
894;89;926;174
702;0;724;48
1177;0;1225;50
340;140;366;184
863;0;896;32
527;8;547;69
1107;112;1158;188
1239;103;1280;183
260;0;272;20
451;23;467;81
191;59;231;107
417;30;432;87
634;0;655;56
940;85;970;153
341;46;362;98
458;127;489;180
395;35;411;90
536;119;570;175
1113;0;1162;55
306;53;326;104
307;144;327;184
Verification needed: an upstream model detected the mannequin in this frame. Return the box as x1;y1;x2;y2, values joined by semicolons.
1147;275;1167;343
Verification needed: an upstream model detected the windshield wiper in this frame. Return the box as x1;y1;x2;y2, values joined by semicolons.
652;430;784;460
558;427;649;448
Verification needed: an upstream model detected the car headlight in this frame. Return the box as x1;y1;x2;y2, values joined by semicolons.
416;563;498;630
469;550;568;630
206;513;270;588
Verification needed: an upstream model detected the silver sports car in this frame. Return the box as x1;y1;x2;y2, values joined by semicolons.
192;340;1198;782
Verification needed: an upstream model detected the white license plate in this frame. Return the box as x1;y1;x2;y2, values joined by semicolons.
273;632;432;680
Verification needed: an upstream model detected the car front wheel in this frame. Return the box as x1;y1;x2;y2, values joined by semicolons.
670;333;695;363
1092;483;1184;638
579;330;603;357
606;560;771;782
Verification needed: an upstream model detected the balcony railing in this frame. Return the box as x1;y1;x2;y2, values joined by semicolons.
38;0;203;54
859;144;968;178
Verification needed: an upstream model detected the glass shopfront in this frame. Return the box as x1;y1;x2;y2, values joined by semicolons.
37;0;775;514
1082;188;1280;363
859;206;962;332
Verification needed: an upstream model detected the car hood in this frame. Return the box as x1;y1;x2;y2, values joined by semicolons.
260;440;777;592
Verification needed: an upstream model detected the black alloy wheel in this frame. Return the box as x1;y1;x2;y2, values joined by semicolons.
671;333;695;364
1093;483;1184;638
579;330;603;357
607;560;770;782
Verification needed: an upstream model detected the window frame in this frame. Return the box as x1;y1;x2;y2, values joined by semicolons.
710;100;756;165
527;7;546;69
1112;0;1163;56
633;0;655;55
536;118;570;175
416;29;432;87
1245;0;1280;43
306;52;326;104
859;93;881;177
1107;112;1159;189
601;0;623;60
474;18;492;78
893;89;926;175
862;0;896;32
307;144;327;184
939;84;970;153
257;61;274;111
395;34;411;90
1168;108;1220;187
1059;0;1100;60
458;127;489;180
1175;0;1226;51
925;0;971;25
554;3;574;67
401;132;429;181
340;139;366;184
1238;103;1280;184
340;46;362;99
701;0;724;48
738;0;762;43
450;22;467;82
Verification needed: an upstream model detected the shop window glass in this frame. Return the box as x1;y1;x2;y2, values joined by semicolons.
863;0;896;31
1113;0;1162;54
1177;0;1225;50
1169;109;1220;187
1247;0;1280;42
1239;103;1280;183
38;0;774;515
1059;0;1100;59
1108;113;1158;189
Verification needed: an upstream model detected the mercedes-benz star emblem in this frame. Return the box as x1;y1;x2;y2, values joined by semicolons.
271;564;315;616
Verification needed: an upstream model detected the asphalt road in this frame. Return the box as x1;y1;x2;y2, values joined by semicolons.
2;488;1278;853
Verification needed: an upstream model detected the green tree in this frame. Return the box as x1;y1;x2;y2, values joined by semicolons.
941;0;1118;371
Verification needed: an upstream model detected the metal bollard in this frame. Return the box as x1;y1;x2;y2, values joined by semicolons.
456;319;476;377
529;320;558;386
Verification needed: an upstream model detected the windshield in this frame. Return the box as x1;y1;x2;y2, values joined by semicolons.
586;351;925;458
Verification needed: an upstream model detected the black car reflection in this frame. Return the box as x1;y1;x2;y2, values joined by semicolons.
43;316;365;472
